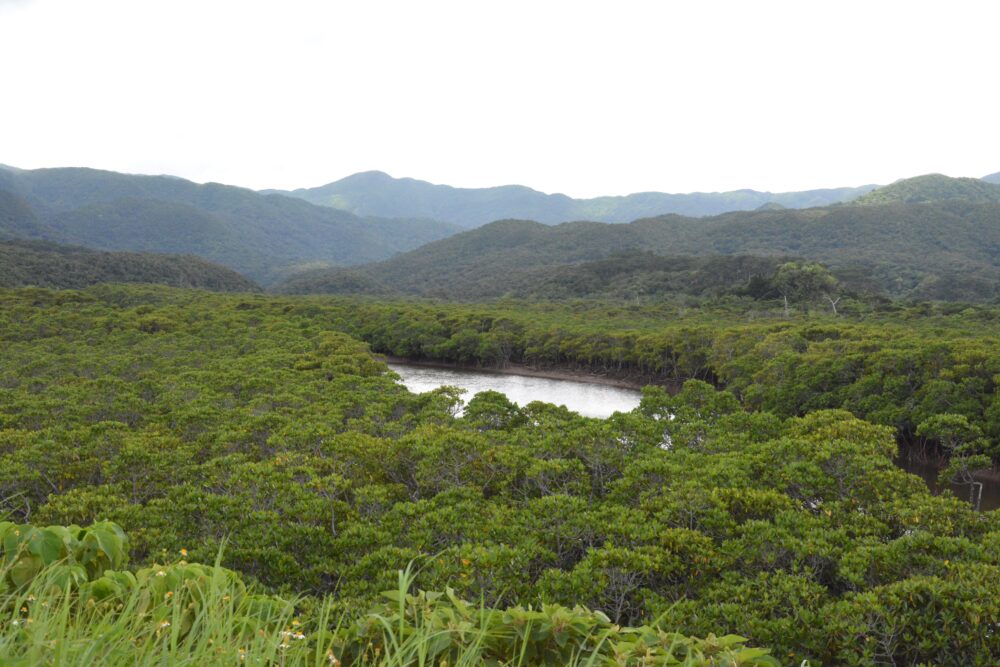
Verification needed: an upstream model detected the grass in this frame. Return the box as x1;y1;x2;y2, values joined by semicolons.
1;554;785;666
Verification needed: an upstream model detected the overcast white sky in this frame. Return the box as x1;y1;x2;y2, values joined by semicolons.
1;0;998;197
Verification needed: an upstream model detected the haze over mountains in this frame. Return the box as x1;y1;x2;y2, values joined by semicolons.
0;166;459;284
279;174;1000;303
3;162;1000;301
268;171;880;226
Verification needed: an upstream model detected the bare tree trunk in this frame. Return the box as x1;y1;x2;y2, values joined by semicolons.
782;294;790;318
826;295;841;316
971;482;983;512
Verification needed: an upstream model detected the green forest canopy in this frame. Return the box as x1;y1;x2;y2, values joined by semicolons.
0;238;260;292
1;285;999;665
277;193;1000;302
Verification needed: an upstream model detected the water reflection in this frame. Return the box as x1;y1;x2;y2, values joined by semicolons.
894;453;1000;511
388;363;642;419
389;362;999;510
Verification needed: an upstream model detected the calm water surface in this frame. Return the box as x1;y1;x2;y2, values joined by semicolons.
390;362;1000;510
388;363;642;418
895;454;1000;511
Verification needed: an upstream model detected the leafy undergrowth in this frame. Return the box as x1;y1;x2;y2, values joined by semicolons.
0;522;782;666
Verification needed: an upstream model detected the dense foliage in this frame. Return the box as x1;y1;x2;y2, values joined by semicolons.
855;174;1000;206
5;166;1000;301
269;170;875;226
1;529;779;667
284;297;1000;458
0;167;459;284
1;286;999;665
278;252;811;301
276;191;1000;302
0;239;259;292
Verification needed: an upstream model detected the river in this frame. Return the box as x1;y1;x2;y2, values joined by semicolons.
387;362;642;418
388;361;999;510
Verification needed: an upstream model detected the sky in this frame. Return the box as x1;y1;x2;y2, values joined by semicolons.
1;0;998;198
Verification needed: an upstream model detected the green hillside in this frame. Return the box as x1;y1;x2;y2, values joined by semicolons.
983;171;1000;184
278;249;807;301
855;173;1000;206
278;200;1000;302
270;170;877;226
0;188;45;238
0;167;460;284
0;238;260;291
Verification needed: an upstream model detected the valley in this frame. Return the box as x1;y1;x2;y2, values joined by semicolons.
2;166;1000;666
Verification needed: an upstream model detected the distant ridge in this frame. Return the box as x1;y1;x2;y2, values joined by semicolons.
277;197;1000;303
0;166;460;285
0;238;259;292
267;171;878;227
983;171;1000;185
856;173;1000;206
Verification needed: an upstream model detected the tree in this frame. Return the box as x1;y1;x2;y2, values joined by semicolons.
916;414;992;510
771;262;840;316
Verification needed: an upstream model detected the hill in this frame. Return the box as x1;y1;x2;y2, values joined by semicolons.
0;167;460;284
0;238;259;291
278;200;1000;302
983;171;1000;184
268;170;877;227
0;188;46;238
855;173;1000;206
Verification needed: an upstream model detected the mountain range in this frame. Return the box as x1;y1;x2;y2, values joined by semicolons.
277;174;1000;302
3;163;1000;301
266;171;880;226
0;167;459;284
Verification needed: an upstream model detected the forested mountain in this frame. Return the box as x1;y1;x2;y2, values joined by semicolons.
983;171;1000;184
278;248;813;301
0;167;460;284
7;165;1000;297
268;170;878;227
855;173;1000;206
0;188;45;238
279;199;1000;302
0;238;260;291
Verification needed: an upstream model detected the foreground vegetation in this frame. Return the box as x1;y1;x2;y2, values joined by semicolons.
0;526;777;666
2;286;999;664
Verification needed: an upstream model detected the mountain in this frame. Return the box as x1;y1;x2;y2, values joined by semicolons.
0;167;460;284
855;174;1000;206
0;238;259;291
277;249;802;301
983;172;1000;185
277;199;1000;302
0;188;46;238
267;171;878;227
